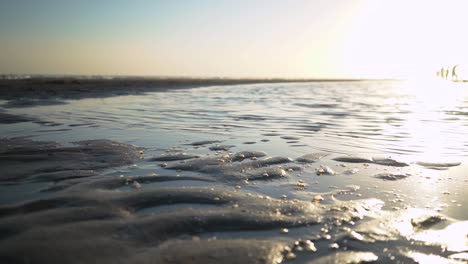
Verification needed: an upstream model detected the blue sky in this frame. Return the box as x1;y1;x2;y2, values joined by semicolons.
1;0;467;78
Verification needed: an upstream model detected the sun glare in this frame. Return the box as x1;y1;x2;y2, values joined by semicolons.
341;1;468;79
390;79;466;161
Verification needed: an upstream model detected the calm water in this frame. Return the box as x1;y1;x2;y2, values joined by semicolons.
1;80;468;263
5;80;468;158
3;80;468;208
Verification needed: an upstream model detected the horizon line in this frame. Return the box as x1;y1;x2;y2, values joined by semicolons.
0;73;404;82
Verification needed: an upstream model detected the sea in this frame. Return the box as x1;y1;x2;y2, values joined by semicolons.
0;79;467;263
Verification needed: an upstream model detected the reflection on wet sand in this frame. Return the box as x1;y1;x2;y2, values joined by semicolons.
0;137;466;263
0;80;467;263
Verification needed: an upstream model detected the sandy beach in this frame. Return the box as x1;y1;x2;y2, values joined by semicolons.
0;79;467;263
2;0;468;262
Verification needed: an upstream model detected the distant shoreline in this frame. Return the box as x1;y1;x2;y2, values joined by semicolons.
0;76;398;102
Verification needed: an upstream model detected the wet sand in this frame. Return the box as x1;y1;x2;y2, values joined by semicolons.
0;76;353;102
0;137;466;263
0;79;467;263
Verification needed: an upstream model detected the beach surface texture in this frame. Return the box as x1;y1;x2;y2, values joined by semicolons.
0;77;467;263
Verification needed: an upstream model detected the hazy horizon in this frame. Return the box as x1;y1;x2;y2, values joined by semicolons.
1;0;468;79
0;73;404;80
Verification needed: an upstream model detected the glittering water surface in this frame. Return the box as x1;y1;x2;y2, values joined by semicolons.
1;80;468;263
7;80;467;157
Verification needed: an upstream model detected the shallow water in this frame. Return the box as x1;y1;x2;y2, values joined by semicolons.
4;80;468;156
1;80;468;263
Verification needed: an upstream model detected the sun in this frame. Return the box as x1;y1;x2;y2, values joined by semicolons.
339;0;468;79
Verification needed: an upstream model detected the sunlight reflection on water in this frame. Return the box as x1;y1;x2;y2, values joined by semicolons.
1;80;468;262
5;80;468;161
388;80;467;161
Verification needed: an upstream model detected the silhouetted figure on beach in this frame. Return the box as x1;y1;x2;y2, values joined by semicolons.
438;67;445;79
440;67;446;80
437;67;443;78
444;67;450;80
452;65;459;81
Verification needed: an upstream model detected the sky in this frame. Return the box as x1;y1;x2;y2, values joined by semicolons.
1;0;468;79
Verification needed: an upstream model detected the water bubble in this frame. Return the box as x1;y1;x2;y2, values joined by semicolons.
312;195;324;203
285;252;296;260
329;243;339;249
132;181;141;189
